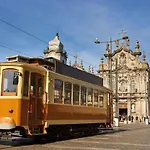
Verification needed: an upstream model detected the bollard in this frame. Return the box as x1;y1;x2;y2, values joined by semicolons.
114;117;119;127
145;118;149;125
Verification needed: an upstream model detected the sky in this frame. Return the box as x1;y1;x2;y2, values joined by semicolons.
0;0;150;73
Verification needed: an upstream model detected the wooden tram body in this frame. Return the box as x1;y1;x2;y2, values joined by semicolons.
0;55;113;138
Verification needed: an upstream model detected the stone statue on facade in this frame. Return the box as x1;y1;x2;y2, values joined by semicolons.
126;39;130;47
119;53;126;67
131;103;135;112
135;40;140;49
115;39;119;49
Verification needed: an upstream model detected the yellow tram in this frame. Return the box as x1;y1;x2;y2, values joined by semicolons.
0;55;113;138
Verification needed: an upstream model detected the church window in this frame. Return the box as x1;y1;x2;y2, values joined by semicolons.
130;78;135;93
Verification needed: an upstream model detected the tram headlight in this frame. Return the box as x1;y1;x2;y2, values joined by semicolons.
9;109;13;113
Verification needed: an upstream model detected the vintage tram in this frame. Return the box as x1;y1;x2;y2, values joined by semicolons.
0;55;113;139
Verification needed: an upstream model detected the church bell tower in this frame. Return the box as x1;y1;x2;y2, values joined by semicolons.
44;33;68;64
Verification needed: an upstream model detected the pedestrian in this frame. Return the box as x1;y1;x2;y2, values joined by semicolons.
131;116;134;122
128;115;131;121
140;118;142;123
144;116;146;122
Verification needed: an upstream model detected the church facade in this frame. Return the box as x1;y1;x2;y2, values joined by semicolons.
98;38;150;121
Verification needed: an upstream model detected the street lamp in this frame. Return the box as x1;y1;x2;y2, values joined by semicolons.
144;69;149;124
95;34;129;126
95;36;128;88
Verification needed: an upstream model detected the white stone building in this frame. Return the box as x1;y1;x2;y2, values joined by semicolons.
44;33;68;64
44;33;87;71
98;38;150;121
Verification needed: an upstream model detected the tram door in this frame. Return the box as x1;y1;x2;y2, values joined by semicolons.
106;93;113;124
28;72;44;127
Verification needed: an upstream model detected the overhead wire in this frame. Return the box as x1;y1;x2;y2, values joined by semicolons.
0;44;33;57
0;18;47;44
0;18;98;69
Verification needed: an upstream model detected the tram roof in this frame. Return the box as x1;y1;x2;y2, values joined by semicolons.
55;60;103;87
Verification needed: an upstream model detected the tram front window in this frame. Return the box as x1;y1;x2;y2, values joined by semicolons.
2;69;18;95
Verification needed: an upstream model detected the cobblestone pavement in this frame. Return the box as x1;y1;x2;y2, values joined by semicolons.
1;123;150;150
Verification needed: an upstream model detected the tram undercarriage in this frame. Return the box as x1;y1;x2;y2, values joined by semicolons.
0;122;111;143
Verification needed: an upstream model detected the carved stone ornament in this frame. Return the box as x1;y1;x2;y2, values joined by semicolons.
119;79;127;92
126;39;130;47
131;103;135;112
119;53;126;67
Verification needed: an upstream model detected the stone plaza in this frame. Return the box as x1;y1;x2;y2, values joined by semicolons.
1;123;149;150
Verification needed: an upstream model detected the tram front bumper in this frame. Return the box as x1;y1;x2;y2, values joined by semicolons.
0;117;16;130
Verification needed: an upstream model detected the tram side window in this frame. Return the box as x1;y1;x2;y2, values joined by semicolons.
108;93;112;106
30;73;36;95
73;84;79;105
64;82;71;104
107;93;111;105
2;70;18;95
81;86;86;106
94;89;98;107
99;92;104;107
23;70;29;96
38;77;43;97
88;88;93;106
54;79;63;103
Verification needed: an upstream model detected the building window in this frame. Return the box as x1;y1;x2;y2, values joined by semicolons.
81;86;86;105
88;88;93;106
64;82;72;104
54;79;63;103
23;70;29;97
73;84;79;105
94;89;98;107
131;78;135;93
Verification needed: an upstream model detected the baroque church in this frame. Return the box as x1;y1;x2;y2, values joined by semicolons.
98;37;150;121
44;32;150;121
